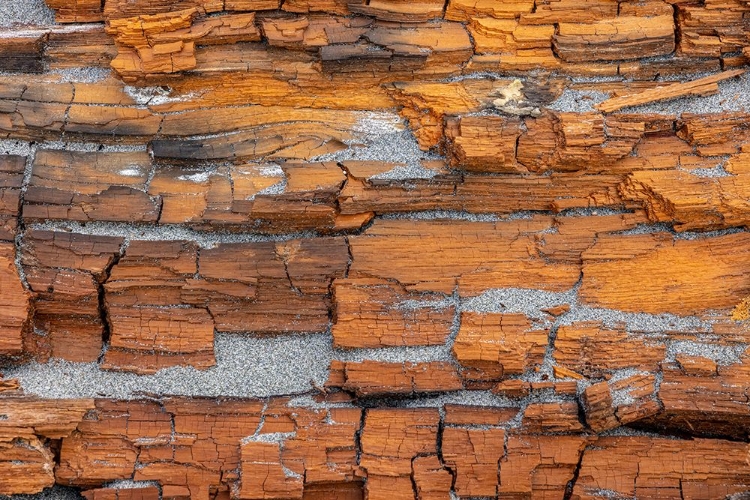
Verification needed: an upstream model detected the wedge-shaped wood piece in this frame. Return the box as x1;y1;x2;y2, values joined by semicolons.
334;360;463;396
0;397;95;440
580;232;750;314
572;436;750;498
554;322;666;377
554;15;675;62
332;278;454;348
597;70;745;113
412;455;452;500
349;218;581;295
21;231;124;362
521;402;584;433
23;150;160;224
0;243;30;356
499;435;588;498
445;115;524;173
0;438;55;495
453;313;548;382
582;374;660;432
195;237;348;333
442;427;505;497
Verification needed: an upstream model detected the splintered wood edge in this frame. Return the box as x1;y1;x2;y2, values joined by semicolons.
596;69;746;113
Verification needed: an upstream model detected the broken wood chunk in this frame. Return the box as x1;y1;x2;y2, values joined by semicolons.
334;360;463;396
443;427;505;497
620;153;750;231
194;237;348;333
500;435;588;498
349;218;581;295
580;232;750;314
554;15;675;63
0;155;24;241
0;438;55;495
347;0;444;22
554;322;666;377
23;150;159;224
452;312;548;382
572;436;750;498
412;455;452;500
21;231;124;362
331;278;454;348
0;242;30;357
582;374;660;432
521;402;584;433
360;408;439;499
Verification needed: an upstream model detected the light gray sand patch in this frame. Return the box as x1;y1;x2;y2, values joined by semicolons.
1;333;333;399
100;481;160;490
462;288;576;320
311;129;444;168
666;340;748;366
52;67;111;84
548;90;610;113
558;306;712;333
0;140;33;157
368;163;441;181
26;221;319;248
686;165;732;178
247;178;287;200
333;345;454;363
0;0;55;27
381;211;504;222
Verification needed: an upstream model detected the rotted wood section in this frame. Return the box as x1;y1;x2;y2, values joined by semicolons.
1;0;750;498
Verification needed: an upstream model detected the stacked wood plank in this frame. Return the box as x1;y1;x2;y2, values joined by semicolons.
0;0;750;497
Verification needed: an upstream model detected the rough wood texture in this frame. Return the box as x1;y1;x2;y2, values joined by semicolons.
1;0;750;497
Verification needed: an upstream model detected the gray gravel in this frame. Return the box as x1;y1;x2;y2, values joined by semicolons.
666;340;748;366
548;90;610;113
548;71;750;115
27;221;317;248
1;333;333;399
311;112;444;170
462;288;576;321
0;0;55;27
52;67;112;84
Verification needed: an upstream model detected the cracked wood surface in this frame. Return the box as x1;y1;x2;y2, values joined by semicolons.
0;0;749;498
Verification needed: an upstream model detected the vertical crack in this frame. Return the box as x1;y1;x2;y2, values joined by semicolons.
96;239;127;364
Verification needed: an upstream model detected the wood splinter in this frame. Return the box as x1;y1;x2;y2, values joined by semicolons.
596;69;745;113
